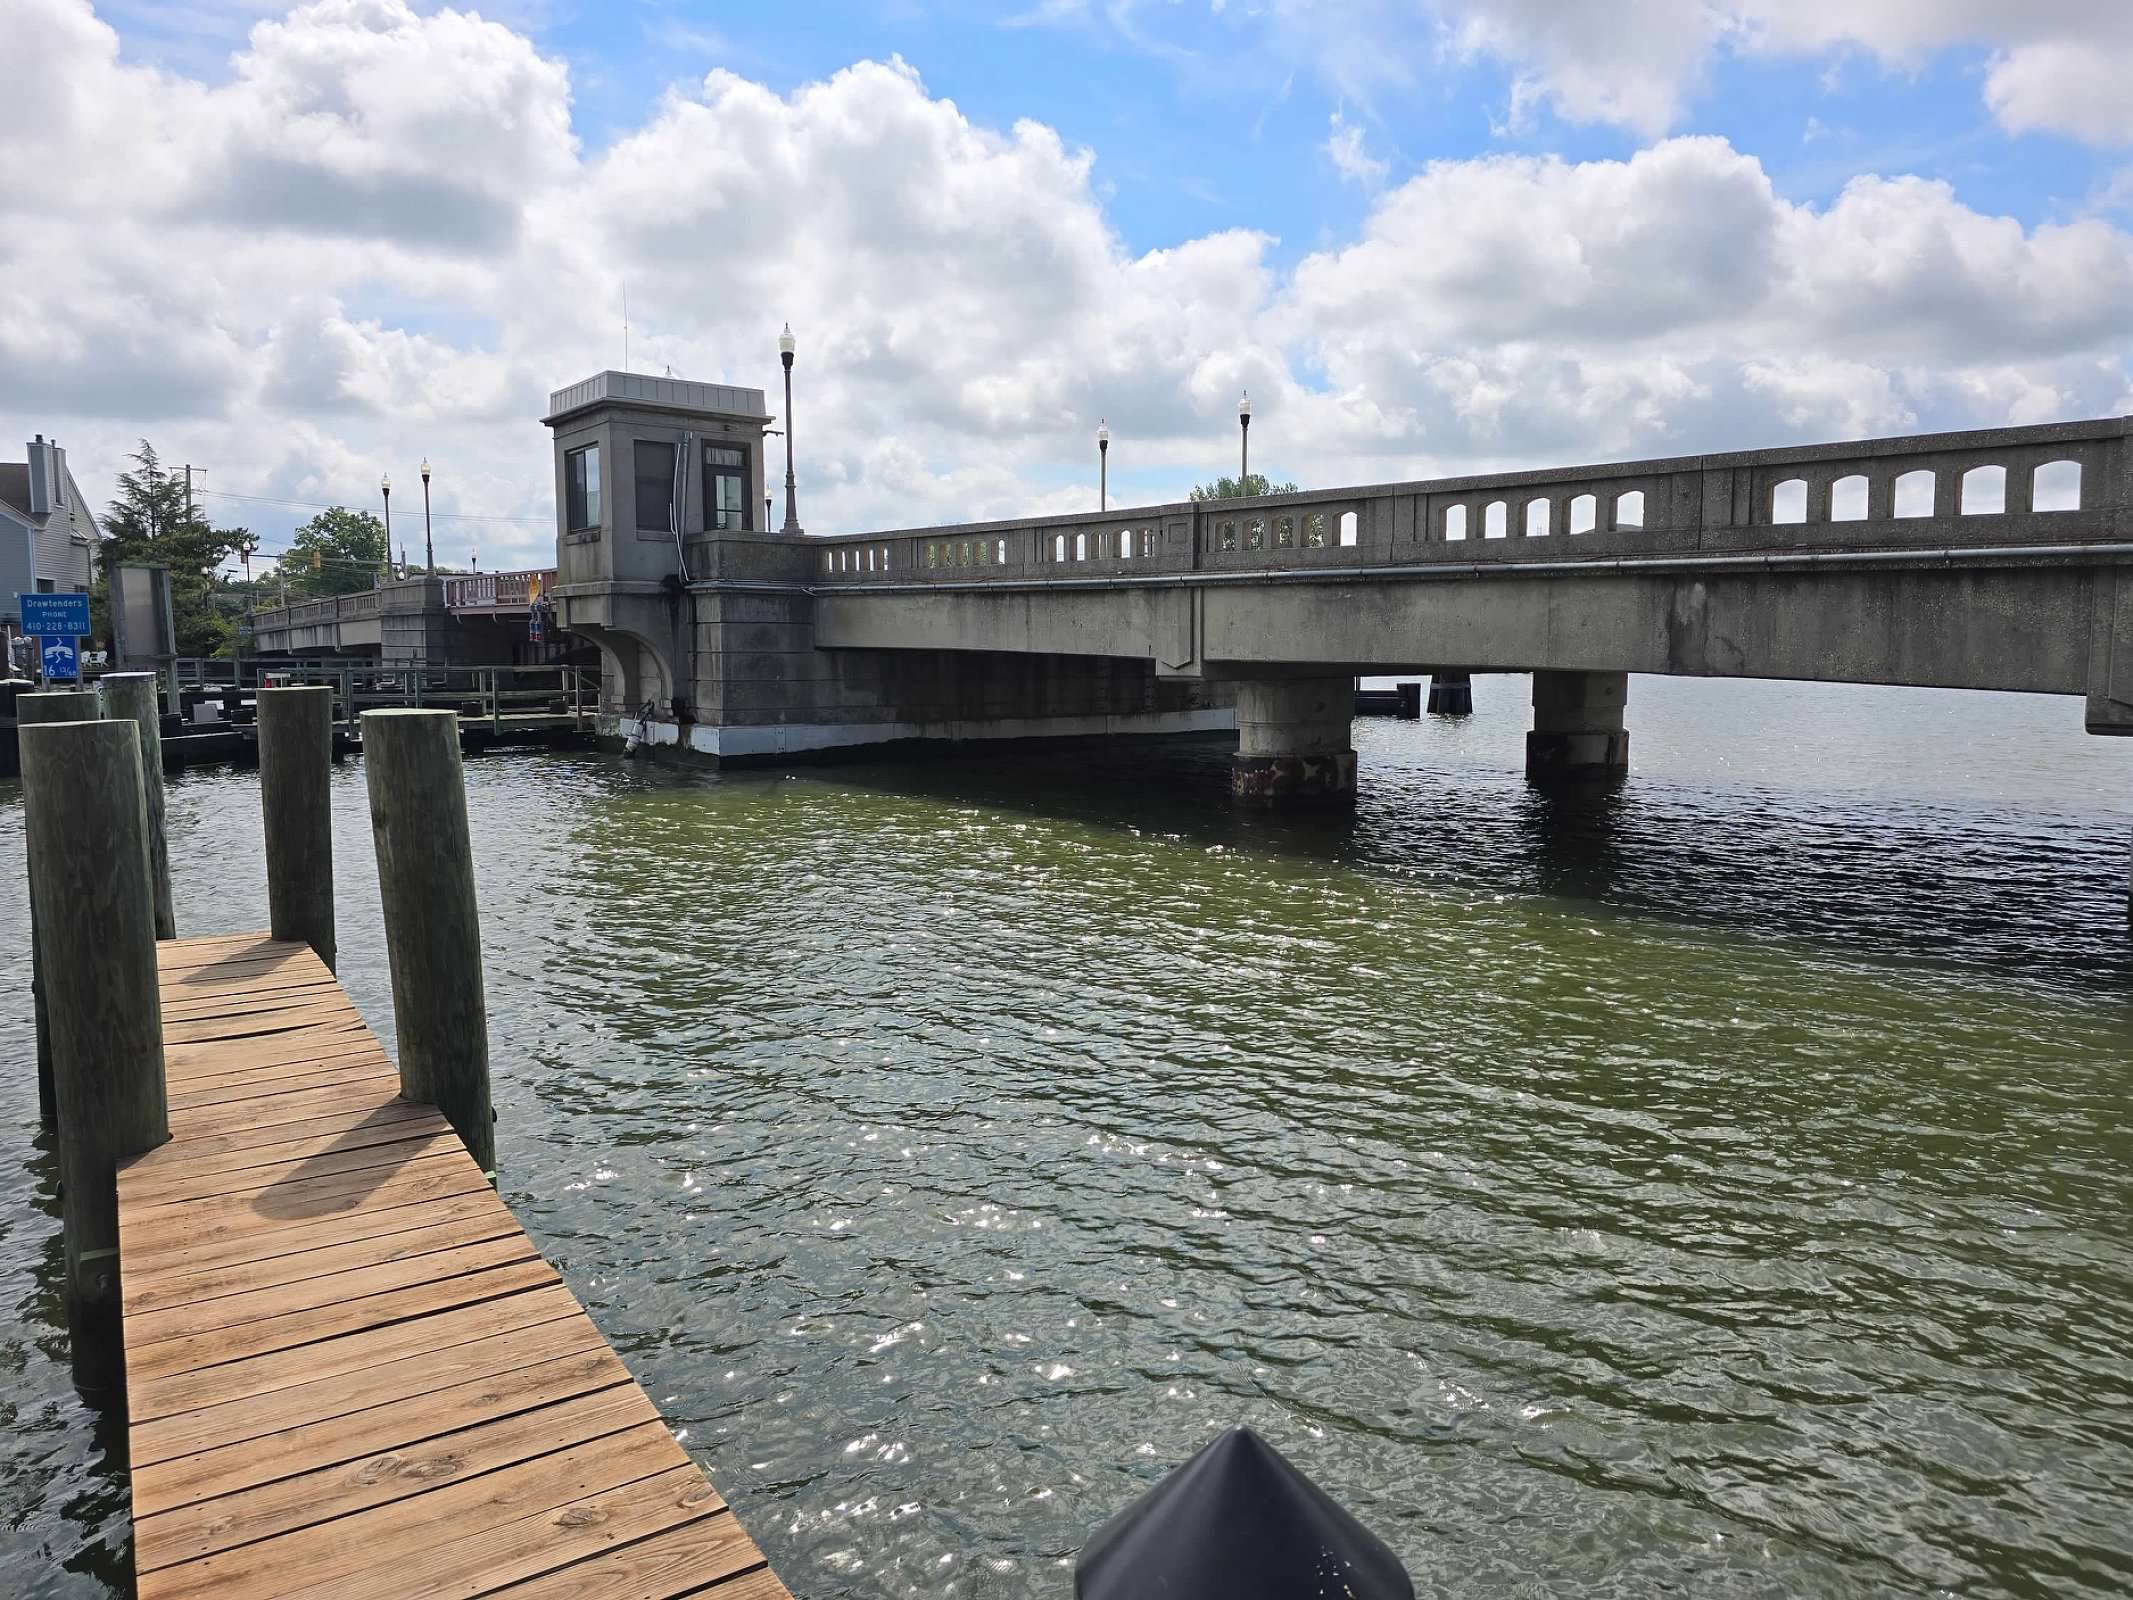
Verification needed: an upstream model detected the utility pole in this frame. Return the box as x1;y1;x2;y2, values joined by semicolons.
182;465;208;549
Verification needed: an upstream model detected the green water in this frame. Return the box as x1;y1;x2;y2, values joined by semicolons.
3;674;2131;1597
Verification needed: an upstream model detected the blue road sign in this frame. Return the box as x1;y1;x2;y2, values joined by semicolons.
41;636;79;682
19;592;90;638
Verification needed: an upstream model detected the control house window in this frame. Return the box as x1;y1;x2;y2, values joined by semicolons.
634;440;678;531
564;445;601;531
705;445;748;530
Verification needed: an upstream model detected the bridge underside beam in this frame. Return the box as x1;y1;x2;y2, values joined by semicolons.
815;564;2113;703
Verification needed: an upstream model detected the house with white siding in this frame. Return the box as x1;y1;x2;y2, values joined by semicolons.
1;435;99;664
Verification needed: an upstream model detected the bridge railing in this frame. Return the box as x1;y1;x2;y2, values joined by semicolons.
444;568;555;610
254;585;389;632
804;416;2129;584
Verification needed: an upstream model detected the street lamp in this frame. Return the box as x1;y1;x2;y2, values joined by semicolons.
380;472;392;580
1238;390;1251;485
419;456;434;576
1097;419;1109;512
779;322;800;534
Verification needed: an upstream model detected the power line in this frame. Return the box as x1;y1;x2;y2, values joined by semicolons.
194;487;551;526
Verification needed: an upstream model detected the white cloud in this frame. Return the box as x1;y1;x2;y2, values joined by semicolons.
1493;0;2133;146
1449;0;1719;139
0;0;2129;572
1177;0;2133;146
1286;136;2133;462
1984;38;2133;146
1322;112;1387;186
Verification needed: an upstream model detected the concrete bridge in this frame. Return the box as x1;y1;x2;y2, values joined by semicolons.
543;371;2131;805
251;567;564;668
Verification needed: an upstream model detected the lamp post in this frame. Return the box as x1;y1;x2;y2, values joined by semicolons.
419;456;434;576
1238;390;1251;487
1097;419;1109;512
380;472;392;582
779;322;800;534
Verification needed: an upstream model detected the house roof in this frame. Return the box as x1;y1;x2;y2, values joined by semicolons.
0;464;29;520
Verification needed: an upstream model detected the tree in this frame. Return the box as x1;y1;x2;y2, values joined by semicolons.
281;506;387;596
99;442;251;658
1190;473;1299;500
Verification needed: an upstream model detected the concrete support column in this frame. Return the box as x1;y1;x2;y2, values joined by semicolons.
1427;672;1473;716
1231;675;1357;803
1526;670;1629;781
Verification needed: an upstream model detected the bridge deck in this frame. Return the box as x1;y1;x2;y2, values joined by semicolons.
119;933;791;1600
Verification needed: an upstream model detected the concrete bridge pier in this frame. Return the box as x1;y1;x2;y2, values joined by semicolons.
1231;675;1357;804
1526;670;1629;782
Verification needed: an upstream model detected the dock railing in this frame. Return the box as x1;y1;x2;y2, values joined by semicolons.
164;660;596;735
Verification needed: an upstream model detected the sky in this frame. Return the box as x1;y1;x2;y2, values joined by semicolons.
4;0;2131;575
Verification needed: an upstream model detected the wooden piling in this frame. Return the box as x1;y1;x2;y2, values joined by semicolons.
101;672;177;940
362;708;493;1173
16;689;103;1128
256;686;337;973
18;717;169;1396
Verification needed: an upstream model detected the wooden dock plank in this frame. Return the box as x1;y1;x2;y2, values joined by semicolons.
136;1427;696;1600
481;1513;773;1600
129;1280;581;1422
124;1228;541;1347
126;1257;564;1383
134;1384;662;1571
120;1158;495;1263
131;1314;606;1468
132;1346;635;1515
120;1102;446;1175
121;1136;463;1214
121;935;795;1600
121;1124;460;1206
120;1201;520;1319
123;1186;524;1286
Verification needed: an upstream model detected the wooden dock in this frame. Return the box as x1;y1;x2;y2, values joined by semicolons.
118;933;793;1600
